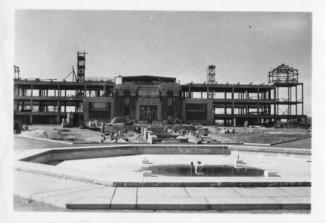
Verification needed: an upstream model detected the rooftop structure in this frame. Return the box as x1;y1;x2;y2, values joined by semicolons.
268;63;299;84
207;65;216;84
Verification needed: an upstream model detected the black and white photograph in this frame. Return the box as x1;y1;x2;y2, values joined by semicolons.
1;0;325;222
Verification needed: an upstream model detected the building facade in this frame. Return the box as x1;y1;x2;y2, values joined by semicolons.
14;64;306;126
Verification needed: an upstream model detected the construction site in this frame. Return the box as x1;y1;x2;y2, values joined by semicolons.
14;52;307;125
13;52;311;146
11;11;313;214
11;28;314;212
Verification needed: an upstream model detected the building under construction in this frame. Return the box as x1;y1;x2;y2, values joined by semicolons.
14;53;307;127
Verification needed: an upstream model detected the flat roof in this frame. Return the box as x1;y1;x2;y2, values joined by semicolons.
181;83;275;90
122;75;176;83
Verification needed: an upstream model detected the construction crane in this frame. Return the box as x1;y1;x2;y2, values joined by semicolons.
63;66;77;81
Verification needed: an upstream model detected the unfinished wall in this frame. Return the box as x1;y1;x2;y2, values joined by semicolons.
83;97;114;123
183;99;214;124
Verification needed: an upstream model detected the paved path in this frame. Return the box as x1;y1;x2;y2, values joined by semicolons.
14;136;72;151
14;136;311;211
15;171;310;211
272;137;311;149
14;135;98;151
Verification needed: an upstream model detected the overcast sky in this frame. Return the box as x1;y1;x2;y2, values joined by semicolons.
15;10;311;115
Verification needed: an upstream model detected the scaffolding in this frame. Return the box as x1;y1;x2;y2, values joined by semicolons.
268;64;298;84
207;65;216;84
77;51;87;82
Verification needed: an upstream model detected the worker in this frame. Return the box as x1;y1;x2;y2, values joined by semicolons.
196;161;204;176
100;122;105;133
190;162;194;176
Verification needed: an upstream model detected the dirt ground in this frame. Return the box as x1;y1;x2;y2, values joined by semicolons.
208;126;311;146
20;125;103;143
272;137;311;149
17;124;311;148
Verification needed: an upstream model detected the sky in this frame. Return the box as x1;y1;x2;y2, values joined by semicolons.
14;10;311;115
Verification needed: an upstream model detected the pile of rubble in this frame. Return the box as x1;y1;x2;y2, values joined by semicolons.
80;120;234;144
163;124;221;144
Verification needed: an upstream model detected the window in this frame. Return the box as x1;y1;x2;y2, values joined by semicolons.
65;90;76;97
47;106;57;112
138;87;159;97
89;102;110;110
66;106;76;112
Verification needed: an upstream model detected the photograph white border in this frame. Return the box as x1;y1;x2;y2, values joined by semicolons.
1;0;324;223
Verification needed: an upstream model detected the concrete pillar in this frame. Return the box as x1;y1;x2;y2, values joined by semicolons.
129;94;137;120
301;83;304;115
231;86;234;115
207;101;214;124
257;87;260;123
273;88;276;116
288;86;290;115
30;85;33;123
295;85;298;115
276;87;279;115
257;88;260;100
57;100;60;124
182;101;186;122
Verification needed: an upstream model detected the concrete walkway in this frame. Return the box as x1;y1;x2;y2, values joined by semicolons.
14;135;74;151
14;135;103;152
14;136;311;211
15;171;310;211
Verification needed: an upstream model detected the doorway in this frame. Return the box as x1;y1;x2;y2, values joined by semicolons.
140;105;157;121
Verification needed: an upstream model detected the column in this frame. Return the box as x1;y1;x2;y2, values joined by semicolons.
257;88;260;123
295;85;298;115
189;85;192;99
206;101;214;125
130;88;137;120
276;87;279;116
301;83;304;115
231;86;234;115
30;85;33;124
288;86;290;115
57;100;60;124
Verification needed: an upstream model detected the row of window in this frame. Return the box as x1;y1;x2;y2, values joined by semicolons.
15;105;83;113
15;89;109;97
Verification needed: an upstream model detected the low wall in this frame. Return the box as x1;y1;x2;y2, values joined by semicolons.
20;145;231;164
229;145;311;155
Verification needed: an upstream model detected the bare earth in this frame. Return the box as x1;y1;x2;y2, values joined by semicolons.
19;125;103;143
17;125;311;148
